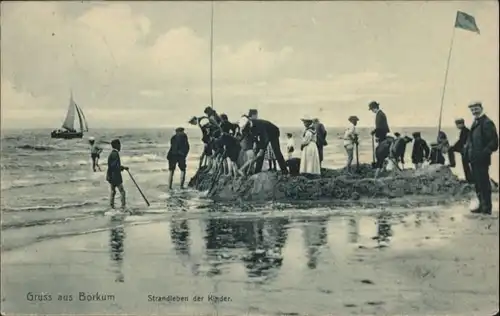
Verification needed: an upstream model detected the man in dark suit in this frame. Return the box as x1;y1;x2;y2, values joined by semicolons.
313;118;327;166
449;118;473;183
238;117;288;174
369;101;391;174
465;102;499;215
369;101;390;141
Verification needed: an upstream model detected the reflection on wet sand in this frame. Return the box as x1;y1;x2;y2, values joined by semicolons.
301;217;328;269
347;217;360;243
204;217;289;280
375;214;393;246
109;215;126;283
170;219;190;258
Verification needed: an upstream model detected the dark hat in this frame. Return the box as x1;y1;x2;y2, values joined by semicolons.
368;101;379;110
204;106;213;114
175;127;185;133
412;131;421;137
348;115;359;122
286;133;293;137
394;132;401;137
248;109;258;116
455;118;465;124
468;102;482;108
220;113;228;121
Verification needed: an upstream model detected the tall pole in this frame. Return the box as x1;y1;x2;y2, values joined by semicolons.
209;1;214;108
436;24;456;140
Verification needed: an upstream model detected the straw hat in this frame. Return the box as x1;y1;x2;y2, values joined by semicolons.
300;115;313;123
88;136;95;141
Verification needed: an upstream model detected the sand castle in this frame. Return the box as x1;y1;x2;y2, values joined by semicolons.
188;163;481;204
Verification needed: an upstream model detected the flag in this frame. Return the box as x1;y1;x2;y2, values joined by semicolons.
455;11;480;34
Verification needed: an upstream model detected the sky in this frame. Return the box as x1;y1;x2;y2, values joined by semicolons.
1;1;498;129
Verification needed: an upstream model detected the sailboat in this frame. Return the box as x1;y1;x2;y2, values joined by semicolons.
50;93;89;139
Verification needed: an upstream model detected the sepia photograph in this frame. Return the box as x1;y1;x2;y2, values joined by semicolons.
1;1;498;315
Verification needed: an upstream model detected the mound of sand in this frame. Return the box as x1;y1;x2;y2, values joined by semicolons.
188;163;481;203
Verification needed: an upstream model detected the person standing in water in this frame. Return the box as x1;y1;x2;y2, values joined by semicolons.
465;102;498;215
89;137;103;172
343;116;359;172
107;139;128;210
167;127;190;190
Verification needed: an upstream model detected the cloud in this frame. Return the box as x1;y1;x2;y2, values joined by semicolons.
1;2;303;129
3;2;493;129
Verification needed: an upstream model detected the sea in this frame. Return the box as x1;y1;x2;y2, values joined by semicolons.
1;126;497;251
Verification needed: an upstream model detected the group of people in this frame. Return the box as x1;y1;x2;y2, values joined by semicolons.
367;100;498;215
89;100;497;216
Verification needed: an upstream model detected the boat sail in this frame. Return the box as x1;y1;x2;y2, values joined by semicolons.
51;93;89;139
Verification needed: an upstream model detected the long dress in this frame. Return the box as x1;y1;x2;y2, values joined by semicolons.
300;128;321;175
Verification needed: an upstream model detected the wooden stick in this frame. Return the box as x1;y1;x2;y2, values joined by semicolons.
126;170;150;207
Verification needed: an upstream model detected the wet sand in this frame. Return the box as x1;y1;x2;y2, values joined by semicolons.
1;203;498;316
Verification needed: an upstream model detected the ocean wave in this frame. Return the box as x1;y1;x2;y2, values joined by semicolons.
1;177;88;190
121;154;164;163
1;201;98;212
16;144;68;151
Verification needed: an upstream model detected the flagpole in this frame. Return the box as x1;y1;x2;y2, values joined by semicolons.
209;0;214;108
436;23;457;139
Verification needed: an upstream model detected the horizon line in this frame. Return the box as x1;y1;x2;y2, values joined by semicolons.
0;125;455;131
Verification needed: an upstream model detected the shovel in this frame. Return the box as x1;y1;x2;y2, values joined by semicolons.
371;135;377;168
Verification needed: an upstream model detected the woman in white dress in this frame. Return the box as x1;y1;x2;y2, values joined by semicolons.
299;117;321;175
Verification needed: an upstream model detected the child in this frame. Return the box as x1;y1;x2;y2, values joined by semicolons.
411;132;430;169
107;139;128;211
167;127;190;190
89;136;103;172
286;133;295;160
343;116;359;171
265;142;277;171
213;133;241;177
429;142;445;165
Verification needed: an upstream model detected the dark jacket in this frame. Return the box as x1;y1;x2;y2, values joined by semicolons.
250;119;280;151
450;127;470;154
465;115;499;165
107;149;123;186
221;121;239;135
316;123;327;147
429;147;445;165
213;133;241;159
167;132;190;159
391;137;408;164
411;138;430;164
373;110;390;140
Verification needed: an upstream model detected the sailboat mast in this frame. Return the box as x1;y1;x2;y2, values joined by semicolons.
209;1;214;108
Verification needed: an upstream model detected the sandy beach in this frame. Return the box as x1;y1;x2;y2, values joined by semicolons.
2;201;498;316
